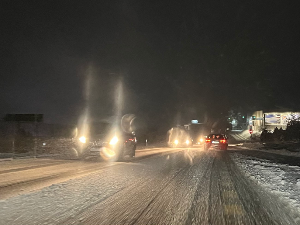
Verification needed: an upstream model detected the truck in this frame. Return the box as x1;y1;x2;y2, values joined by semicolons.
184;122;210;145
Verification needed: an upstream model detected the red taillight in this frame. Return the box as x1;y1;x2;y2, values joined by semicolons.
205;139;211;143
129;138;134;141
220;139;227;143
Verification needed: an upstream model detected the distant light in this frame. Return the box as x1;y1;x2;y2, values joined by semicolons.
43;143;46;146
242;116;245;118
174;140;179;145
191;120;198;124
186;140;190;145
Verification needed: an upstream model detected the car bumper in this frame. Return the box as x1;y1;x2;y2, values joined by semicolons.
205;144;228;150
88;146;105;156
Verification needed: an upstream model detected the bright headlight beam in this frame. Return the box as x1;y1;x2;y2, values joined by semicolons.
109;136;118;145
79;136;86;143
174;140;179;145
186;140;190;145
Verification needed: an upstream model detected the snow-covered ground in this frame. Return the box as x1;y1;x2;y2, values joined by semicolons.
259;148;300;157
231;153;300;222
230;130;252;141
239;142;300;157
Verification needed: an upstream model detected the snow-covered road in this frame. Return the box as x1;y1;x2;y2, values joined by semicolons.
0;147;182;200
0;147;300;224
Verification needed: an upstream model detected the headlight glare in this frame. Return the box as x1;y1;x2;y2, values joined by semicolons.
109;136;118;145
79;136;86;143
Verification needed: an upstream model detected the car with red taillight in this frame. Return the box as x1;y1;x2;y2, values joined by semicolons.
204;134;228;150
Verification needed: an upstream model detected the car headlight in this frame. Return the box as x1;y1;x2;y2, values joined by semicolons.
200;138;204;142
174;140;179;145
109;136;118;145
186;140;190;145
79;136;86;143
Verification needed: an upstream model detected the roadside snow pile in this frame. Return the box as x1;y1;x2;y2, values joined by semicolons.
259;149;300;158
239;142;300;157
230;130;251;142
232;153;300;211
240;142;263;150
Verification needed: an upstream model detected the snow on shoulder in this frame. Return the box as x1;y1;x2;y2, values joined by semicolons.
231;153;300;223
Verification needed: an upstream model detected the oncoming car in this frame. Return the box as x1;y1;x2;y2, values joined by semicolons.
167;126;192;147
170;138;192;147
194;136;206;145
74;122;136;161
204;134;228;150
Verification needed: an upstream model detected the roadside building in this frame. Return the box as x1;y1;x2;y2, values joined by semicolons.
249;110;300;132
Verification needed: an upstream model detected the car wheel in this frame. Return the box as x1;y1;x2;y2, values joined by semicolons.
115;146;125;161
131;145;136;158
117;151;124;161
129;145;136;158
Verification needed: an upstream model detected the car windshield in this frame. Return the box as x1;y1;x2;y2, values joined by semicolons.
89;122;112;137
1;1;300;225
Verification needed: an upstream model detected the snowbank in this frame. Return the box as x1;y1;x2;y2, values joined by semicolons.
231;153;300;222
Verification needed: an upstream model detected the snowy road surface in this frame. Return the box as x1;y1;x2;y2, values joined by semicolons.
0;147;299;224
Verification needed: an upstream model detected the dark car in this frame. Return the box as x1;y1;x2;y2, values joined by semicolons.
204;134;228;150
74;122;136;161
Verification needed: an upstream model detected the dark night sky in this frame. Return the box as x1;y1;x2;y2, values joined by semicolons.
1;0;299;129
